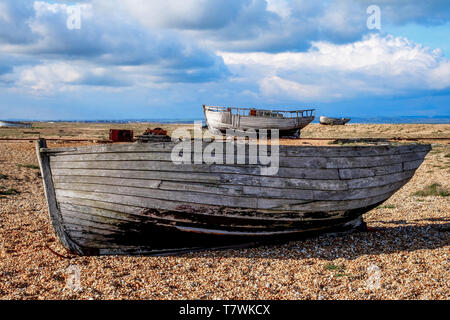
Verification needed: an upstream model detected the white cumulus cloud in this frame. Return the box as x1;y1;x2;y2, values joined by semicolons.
220;34;450;101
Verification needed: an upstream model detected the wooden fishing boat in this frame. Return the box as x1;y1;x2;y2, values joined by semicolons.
0;120;32;128
319;116;351;125
36;138;430;255
204;105;315;137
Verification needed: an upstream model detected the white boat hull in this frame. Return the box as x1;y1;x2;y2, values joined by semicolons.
205;108;314;136
0;121;32;128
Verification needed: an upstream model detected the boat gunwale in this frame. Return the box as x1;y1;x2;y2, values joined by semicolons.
39;141;432;156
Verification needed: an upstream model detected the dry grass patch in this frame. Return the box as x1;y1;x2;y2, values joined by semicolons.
413;183;449;197
325;264;347;277
377;204;396;209
0;187;20;196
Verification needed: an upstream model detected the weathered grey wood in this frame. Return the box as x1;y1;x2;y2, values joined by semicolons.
96;247;215;256
338;163;404;179
55;176;165;190
53;181;306;201
58;196;150;217
52;169;345;190
172;224;326;236
60;204;140;223
54;169;412;192
55;187;394;213
56;186;306;209
58;200;350;224
50;151;428;169
64;230;117;245
50;160;340;179
53;174;347;191
52;168;221;184
35;139;85;254
259;176;348;190
37;138;430;256
63;216;125;233
52;162;410;182
42;141;431;158
54;176;410;202
403;159;425;171
266;190;397;211
346;170;415;189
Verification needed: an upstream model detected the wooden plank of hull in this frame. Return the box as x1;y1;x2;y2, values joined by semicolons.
53;168;222;184
43;142;431;158
54;195;376;226
50;159;424;182
339;164;403;179
52;169;414;192
50;150;428;169
52;192;380;253
59;202;143;223
57;197;355;226
53;175;412;204
403;159;427;171
54;185;398;213
58;201;349;227
49;149;427;177
50;161;341;180
53;195;377;253
61;204;368;250
53;173;348;191
237;116;313;131
60;208;341;234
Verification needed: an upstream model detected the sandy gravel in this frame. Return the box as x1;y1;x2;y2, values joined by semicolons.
0;131;449;300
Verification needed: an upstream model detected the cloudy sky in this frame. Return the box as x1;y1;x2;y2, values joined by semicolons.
1;0;449;120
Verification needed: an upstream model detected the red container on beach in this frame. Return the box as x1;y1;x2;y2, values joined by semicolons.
109;129;133;142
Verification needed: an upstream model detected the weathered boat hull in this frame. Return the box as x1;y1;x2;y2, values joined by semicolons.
319;116;351;125
36;139;430;255
204;106;314;136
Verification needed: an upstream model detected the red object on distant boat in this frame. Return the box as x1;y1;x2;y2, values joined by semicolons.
109;129;133;142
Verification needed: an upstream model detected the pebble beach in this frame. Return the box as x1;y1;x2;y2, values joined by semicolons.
0;123;448;300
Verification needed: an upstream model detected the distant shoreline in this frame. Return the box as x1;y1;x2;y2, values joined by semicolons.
3;116;450;124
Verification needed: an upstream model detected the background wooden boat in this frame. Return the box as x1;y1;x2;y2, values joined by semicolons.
36;138;430;255
204;105;315;137
320;116;351;125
